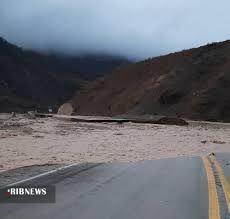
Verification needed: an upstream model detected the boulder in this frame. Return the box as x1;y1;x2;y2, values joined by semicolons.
58;103;74;115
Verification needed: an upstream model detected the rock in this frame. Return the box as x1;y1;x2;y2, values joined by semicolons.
155;117;188;126
201;140;207;144
211;140;226;144
27;111;36;119
58;103;74;115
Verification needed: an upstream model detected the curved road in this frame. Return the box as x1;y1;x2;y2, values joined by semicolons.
0;155;229;219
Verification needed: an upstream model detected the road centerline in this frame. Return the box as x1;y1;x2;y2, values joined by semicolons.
202;156;220;219
210;155;230;213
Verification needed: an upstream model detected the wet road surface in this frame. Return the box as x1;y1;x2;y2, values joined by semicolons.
0;155;229;219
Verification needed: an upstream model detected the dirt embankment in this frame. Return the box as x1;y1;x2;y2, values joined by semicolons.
71;40;230;122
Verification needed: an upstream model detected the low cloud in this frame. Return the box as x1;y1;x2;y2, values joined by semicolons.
1;0;230;60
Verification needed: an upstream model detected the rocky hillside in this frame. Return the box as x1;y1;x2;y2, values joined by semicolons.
0;37;128;112
71;40;230;122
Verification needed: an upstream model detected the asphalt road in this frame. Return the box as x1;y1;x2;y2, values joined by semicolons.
0;157;210;219
216;153;230;180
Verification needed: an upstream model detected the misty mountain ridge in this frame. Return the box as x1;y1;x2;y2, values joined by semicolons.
0;37;129;112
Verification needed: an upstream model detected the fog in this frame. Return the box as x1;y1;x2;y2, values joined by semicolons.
1;0;230;60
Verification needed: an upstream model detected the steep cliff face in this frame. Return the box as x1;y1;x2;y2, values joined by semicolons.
0;37;128;112
71;41;230;122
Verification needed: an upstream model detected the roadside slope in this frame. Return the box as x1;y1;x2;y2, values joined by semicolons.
71;40;230;122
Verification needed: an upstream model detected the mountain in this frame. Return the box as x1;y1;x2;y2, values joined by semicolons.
71;40;230;122
0;37;129;112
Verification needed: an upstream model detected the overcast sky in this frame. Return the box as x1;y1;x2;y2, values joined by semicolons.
0;0;230;60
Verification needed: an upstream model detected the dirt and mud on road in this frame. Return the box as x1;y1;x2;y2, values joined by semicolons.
0;113;230;185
